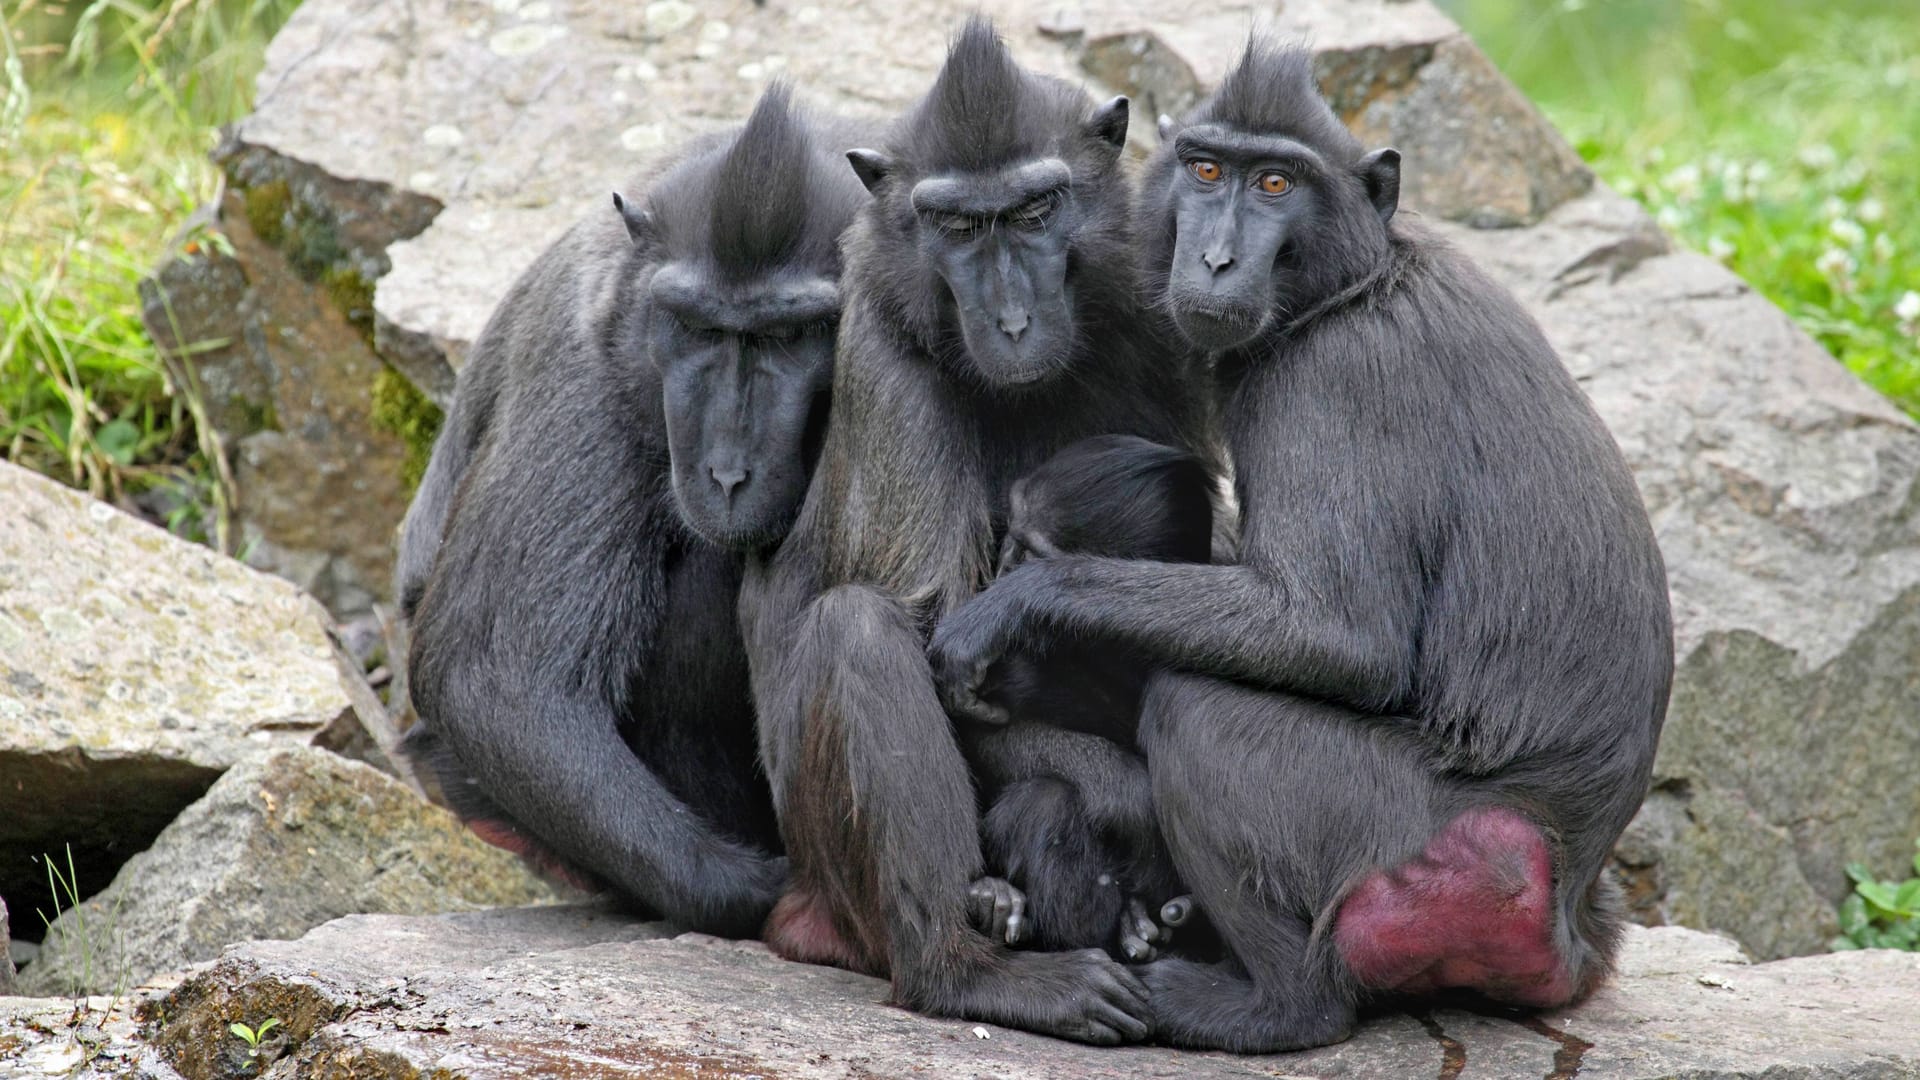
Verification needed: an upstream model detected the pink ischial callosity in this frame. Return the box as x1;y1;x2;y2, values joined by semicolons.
1332;806;1576;1007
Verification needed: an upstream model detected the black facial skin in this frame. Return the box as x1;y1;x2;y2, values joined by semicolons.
739;17;1209;1047
646;261;839;550
929;42;1672;1053
393;85;877;938
907;158;1077;386
1153;115;1399;354
839;42;1133;394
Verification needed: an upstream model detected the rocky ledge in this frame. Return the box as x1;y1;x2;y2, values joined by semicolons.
0;907;1875;1078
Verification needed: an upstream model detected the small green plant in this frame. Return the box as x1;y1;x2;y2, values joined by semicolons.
1831;839;1920;952
229;1017;283;1070
35;842;128;999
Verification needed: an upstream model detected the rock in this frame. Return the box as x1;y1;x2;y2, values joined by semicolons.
138;187;425;619
0;896;13;994
154;0;1581;606
0;992;185;1079
158;0;1920;959
0;461;352;922
138;910;1920;1079
21;746;559;997
1434;189;1920;958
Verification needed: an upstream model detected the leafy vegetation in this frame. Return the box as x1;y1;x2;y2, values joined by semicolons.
1442;0;1920;416
1831;840;1920;952
229;1016;283;1069
0;0;300;543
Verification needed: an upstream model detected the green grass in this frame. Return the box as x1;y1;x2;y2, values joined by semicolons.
0;0;299;543
1441;0;1920;416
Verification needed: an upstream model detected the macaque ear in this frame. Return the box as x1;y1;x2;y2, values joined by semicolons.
1085;95;1129;150
1358;148;1401;226
611;192;653;245
846;149;894;193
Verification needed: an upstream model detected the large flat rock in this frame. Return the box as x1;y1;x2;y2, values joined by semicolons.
137;906;1920;1079
176;0;1920;960
0;461;351;918
230;0;1575;395
151;0;1587;612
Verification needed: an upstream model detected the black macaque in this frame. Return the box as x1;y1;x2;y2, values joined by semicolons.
396;85;877;936
738;18;1207;1046
961;435;1212;962
930;43;1674;1052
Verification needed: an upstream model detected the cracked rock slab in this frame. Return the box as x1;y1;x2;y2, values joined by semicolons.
139;910;1920;1079
0;461;351;921
22;747;561;998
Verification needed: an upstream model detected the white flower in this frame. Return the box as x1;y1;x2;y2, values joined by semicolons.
1822;195;1849;220
1858;197;1885;224
1655;205;1685;231
1662;162;1702;198
1706;236;1735;262
1815;248;1855;278
1798;143;1838;170
1874;233;1896;261
1895;290;1920;324
1829;218;1867;247
1746;160;1773;184
1719;162;1752;203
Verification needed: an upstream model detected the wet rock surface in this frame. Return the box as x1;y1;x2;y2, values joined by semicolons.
0;461;351;921
126;907;1920;1080
0;992;185;1079
22;747;560;998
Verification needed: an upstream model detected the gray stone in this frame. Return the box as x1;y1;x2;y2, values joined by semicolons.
0;461;351;922
157;0;1581;610
166;0;1920;961
140;911;1920;1079
0;897;13;994
138;188;424;619
21;746;560;998
0;992;185;1079
1435;189;1920;957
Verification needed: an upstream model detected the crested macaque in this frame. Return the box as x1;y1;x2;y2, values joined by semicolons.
739;18;1207;1046
961;435;1211;961
930;43;1672;1052
397;85;878;935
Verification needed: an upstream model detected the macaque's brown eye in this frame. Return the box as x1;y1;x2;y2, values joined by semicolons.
1259;172;1292;195
1187;159;1223;183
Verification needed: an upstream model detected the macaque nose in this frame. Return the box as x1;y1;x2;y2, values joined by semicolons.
997;307;1029;341
1202;247;1235;274
709;465;748;499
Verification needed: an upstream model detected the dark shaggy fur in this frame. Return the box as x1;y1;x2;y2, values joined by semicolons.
739;17;1208;1046
930;43;1672;1052
395;88;876;936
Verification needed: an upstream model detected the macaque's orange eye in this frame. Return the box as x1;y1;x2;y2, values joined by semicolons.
1259;172;1292;195
1187;159;1223;183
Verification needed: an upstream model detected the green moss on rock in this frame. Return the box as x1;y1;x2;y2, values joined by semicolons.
370;366;443;492
243;180;292;249
323;265;377;344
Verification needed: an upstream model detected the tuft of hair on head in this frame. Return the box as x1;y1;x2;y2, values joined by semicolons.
710;80;814;280
1197;39;1363;164
908;15;1029;172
